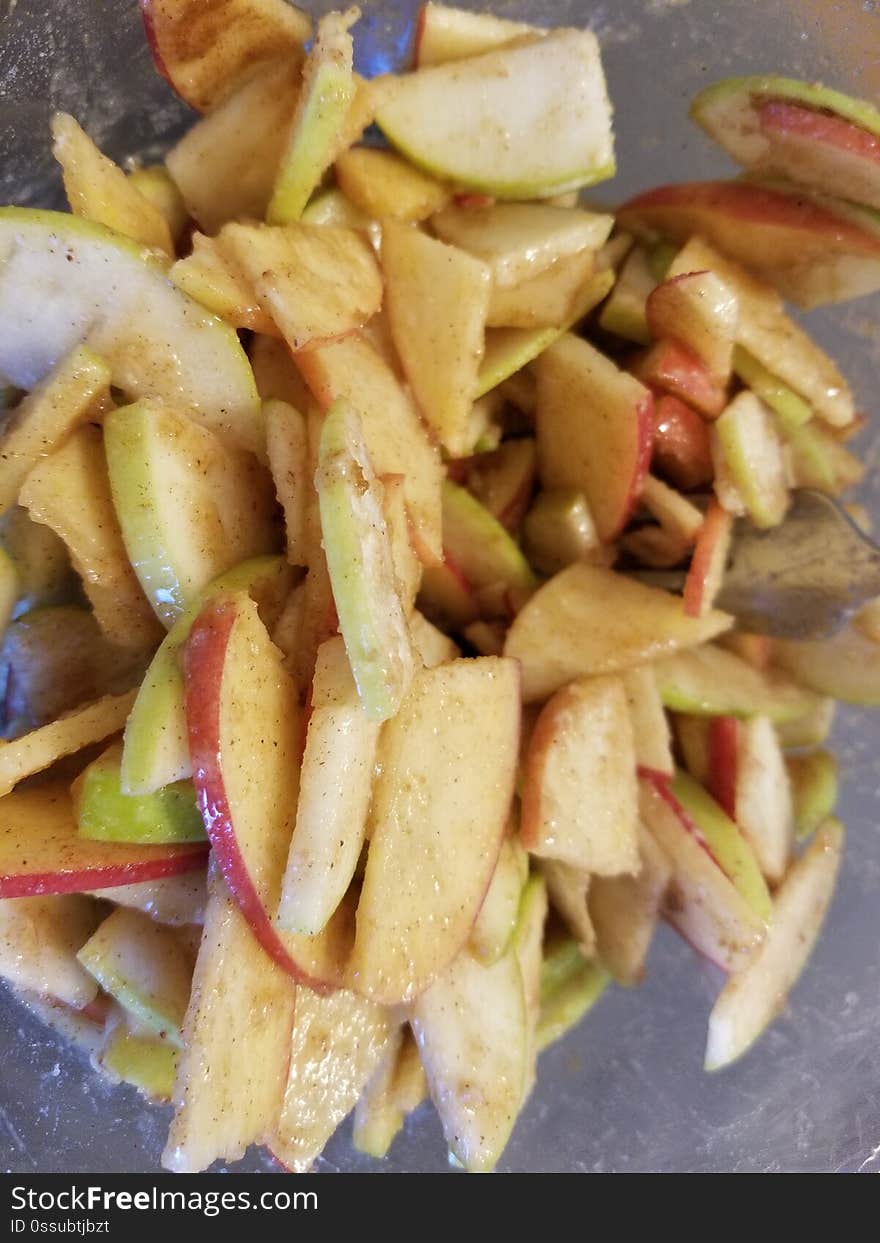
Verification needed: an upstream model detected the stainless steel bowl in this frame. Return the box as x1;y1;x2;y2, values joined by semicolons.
1;0;879;1174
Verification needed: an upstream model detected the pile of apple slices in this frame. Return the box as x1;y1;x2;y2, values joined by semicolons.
0;0;876;1175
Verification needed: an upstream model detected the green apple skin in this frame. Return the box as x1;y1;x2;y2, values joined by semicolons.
75;742;205;845
100;1022;178;1102
787;750;839;841
0;209;261;453
536;939;608;1053
654;644;819;723
442;481;537;601
712;391;789;529
732;346;811;429
522;489;599;577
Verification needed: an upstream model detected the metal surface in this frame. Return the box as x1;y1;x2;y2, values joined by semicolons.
1;0;879;1175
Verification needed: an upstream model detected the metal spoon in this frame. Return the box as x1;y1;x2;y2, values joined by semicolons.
635;490;880;640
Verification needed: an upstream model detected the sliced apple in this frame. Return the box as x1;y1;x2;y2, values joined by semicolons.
297;335;443;563
0;893;102;1006
589;824;672;986
416;556;478;631
162;869;296;1173
633;338;727;420
732;345;811;429
538;860;595;958
712;390;789;528
382;222;491;457
316;400;415;722
707;714;739;819
352;1028;413;1160
142;0;311;112
413;2;538;67
536;941;607;1053
640;475;704;546
265;399;308;567
459;440;536;533
622;665;675;778
77;906;194;1045
277;636;380;937
522;675;639;876
301;185;375;233
774;624;880;706
510;874;548;1099
487;250;598;329
377;30;614;199
690;76;880;211
127;165;189;246
654;643;819;721
705;818;843;1071
99;1021;178;1104
646;269;738;383
411;944;526;1173
732;715;794;885
597;242;654;344
522;489;600;577
618;178;880;308
668;236;854;429
166;59;301;234
220;222;383;352
441;480;537;606
432;203;613;288
350;657;519;1004
73;741;204;845
639;778;766;971
121;556;293;795
270;985;395;1173
683;500;733;620
86;872;207;927
0;506;73;618
0;209;261;450
651;394;714;492
51;112;173;253
787;750;838;841
336;146;450;221
170;232;277;335
250;334;313;409
380;474;422;613
267;10;358;225
505;563;732;703
536;333;654;542
0;780;206;898
471;834;529;965
409;608;460;668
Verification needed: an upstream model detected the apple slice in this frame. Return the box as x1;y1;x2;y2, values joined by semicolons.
0;209;261;452
162;869;296;1173
538;860;595;957
774;625;880;706
352;1029;427;1159
250;335;313;409
166;59;301;234
51;113;173;253
521;675;639;876
633;338;727;420
505;563;732;702
683;500;734;620
413;2;538;67
711;391;789;528
277;636;380;937
651;394;714;492
441;481;537;606
487;250;598;329
0;506;73;618
458;440;536;533
510;874;548;1099
597;243;654;344
105;401;276;628
785;419;864;496
621;666;674;778
536;940;608;1053
787;751;838;841
640;475;704;546
654;644;819;721
377;30;614;199
705;818;843;1071
536;333;653;542
0;780;206;898
382;221;491;457
707;715;739;819
639;778;766;971
121;556;293;795
732;346;811;428
220;222;382;352
646;269;738;383
732;715;794;885
776;697;838;752
99;1021;178;1103
267;10;358;225
471;834;529;965
522;489;601;577
86;872;207;927
316;400;415;722
658;770;773;920
0;344;110;517
379;474;422;613
170;233;277;335
77;906;195;1045
690;76;880;211
416;557;478;631
73;742;204;845
667;236;853;429
265;399;308;567
411;944;526;1173
618;179;880;308
350;657;519;1004
270;985;396;1173
0;893;102;1006
127;166;189;247
589;824;672;986
431;203;613;288
142;0;311;113
409;609;460;668
297;336;443;564
336;146;451;221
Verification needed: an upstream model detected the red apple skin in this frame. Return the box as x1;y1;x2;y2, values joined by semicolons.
638;767;723;872
616;392;655;539
0;835;207;899
412;2;428;67
635;340;726;419
454;193;496;210
184;600;331;992
651;394;714;491
760;100;880;165
708;716;740;820
682;500;732;619
140;1;178;102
